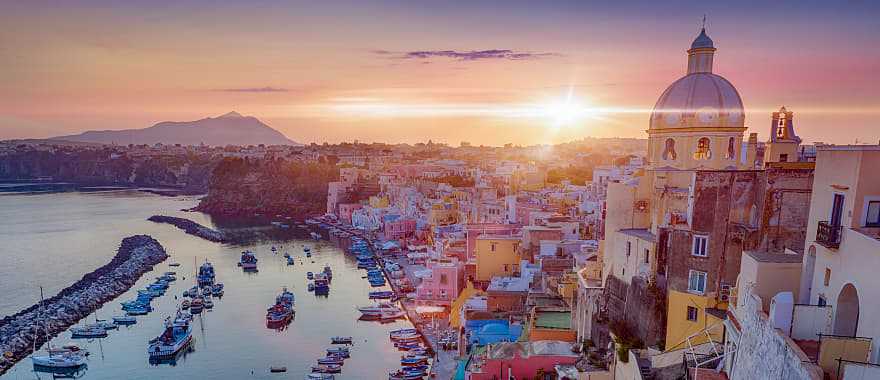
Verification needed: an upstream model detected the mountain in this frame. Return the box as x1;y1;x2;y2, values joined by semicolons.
52;112;298;146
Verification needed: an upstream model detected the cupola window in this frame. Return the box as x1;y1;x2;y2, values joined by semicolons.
663;138;677;160
725;137;736;159
694;137;712;160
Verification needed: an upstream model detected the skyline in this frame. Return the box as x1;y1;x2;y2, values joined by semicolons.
2;1;879;146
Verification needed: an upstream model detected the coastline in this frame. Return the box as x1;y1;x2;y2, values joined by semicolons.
0;235;168;375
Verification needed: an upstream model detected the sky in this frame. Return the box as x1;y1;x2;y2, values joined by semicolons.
1;1;879;146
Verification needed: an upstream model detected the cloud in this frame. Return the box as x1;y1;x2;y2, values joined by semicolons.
214;86;289;93
377;49;560;61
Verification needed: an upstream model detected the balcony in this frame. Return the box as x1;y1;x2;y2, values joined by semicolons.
816;221;842;249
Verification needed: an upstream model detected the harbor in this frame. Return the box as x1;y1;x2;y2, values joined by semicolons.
0;190;420;379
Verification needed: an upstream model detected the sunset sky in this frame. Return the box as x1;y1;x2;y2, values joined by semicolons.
2;1;879;145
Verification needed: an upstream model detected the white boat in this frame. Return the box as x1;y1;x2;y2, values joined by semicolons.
357;302;402;318
70;325;108;339
31;350;87;370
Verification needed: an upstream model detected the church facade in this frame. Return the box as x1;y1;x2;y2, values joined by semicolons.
598;28;816;350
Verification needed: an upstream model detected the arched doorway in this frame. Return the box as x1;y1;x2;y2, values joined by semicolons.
834;283;860;337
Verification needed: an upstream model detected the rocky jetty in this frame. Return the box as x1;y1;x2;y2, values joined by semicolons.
148;215;228;243
0;235;167;374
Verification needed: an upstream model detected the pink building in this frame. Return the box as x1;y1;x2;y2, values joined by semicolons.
415;258;462;306
466;341;579;380
385;218;417;240
337;203;363;224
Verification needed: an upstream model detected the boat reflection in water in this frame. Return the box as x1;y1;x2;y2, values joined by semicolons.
33;364;88;379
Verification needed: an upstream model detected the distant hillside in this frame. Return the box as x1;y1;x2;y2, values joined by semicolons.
52;112;298;146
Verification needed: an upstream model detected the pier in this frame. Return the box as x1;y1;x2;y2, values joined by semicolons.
148;215;229;243
0;235;168;375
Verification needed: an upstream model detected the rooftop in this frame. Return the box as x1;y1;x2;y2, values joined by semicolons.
618;228;657;242
746;251;803;264
534;310;572;330
487;275;531;292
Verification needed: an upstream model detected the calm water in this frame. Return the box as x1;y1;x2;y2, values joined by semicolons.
0;190;411;379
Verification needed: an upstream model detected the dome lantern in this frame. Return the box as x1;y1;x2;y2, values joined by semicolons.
687;28;716;74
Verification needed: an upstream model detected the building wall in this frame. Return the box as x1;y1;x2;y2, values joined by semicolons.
475;238;521;282
487;291;526;313
468;353;578;380
738;252;802;312
665;289;723;351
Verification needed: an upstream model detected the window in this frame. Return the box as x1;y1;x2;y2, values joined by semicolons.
779;154;788;162
491;242;497;252
440;274;448;285
687;306;698;321
440;290;447;299
644;248;650;264
725;137;736;159
866;200;880;227
663;138;677;160
692;235;709;257
626;241;632;257
694;137;712;160
688;270;707;294
818;294;827;307
824;268;831;286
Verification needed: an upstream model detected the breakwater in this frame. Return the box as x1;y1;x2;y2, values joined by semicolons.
0;235;167;375
148;215;228;243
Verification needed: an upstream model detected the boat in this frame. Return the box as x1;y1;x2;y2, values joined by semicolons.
287;256;295;265
125;306;150;316
330;336;353;345
314;273;330;295
308;282;315;292
183;286;199;297
323;265;332;279
311;364;342;374
239;251;258;271
189;297;204;314
148;312;193;359
266;288;295;327
326;346;350;358
358;302;400;318
380;310;406;321
204;297;214;309
168;262;181;267
197;261;215;286
112;316;137;325
390;328;418;335
307;271;314;280
31;291;89;372
369;291;395;299
70;325;108;339
307;374;335;380
270;366;287;373
317;356;344;365
212;283;225;297
401;357;428;366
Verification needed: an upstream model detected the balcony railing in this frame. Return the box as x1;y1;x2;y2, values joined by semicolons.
817;221;842;249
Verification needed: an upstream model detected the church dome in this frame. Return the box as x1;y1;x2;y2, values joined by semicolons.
649;28;744;130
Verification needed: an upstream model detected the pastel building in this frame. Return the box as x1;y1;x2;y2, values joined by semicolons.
465;341;579;380
415;257;463;306
474;235;521;284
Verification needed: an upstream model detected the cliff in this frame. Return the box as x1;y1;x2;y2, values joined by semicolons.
195;157;338;219
0;146;217;193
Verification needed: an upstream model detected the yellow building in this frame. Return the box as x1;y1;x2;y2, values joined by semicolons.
428;202;459;226
474;235;521;282
369;195;389;208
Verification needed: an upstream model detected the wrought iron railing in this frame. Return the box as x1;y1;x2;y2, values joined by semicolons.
817;221;842;248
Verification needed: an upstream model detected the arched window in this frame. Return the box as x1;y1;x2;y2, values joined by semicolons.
694;137;712;160
662;138;677;160
726;137;736;159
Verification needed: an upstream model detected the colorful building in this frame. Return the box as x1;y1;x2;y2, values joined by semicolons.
474;235;521;283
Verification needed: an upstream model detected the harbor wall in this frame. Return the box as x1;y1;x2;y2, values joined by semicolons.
0;235;168;375
148;215;228;243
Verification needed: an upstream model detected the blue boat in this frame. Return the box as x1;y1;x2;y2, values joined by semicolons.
369;291;395;299
197;261;215;287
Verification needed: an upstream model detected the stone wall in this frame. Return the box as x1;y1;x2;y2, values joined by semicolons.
728;288;823;380
604;275;666;348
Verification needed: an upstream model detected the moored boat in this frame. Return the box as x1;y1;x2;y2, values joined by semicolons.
330;336;353;345
197;261;215;286
311;364;342;373
148;312;193;359
239;250;258;271
112;315;137;325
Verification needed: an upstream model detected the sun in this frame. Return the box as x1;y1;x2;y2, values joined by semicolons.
540;89;593;127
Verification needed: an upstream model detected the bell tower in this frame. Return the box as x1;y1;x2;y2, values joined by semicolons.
764;106;802;164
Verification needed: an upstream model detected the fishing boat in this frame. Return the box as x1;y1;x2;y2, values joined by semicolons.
314;273;330;295
70;325;108;339
112;316;137;325
330;336;353;345
265;288;295;327
287;256;295;265
326;346;350;358
148;312;193;359
401;357;428;366
311;364;342;374
212;283;225;296
239;251;258;271
197;261;215;286
189;297;204;314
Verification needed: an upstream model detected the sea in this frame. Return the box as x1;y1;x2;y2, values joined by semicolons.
0;187;412;379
